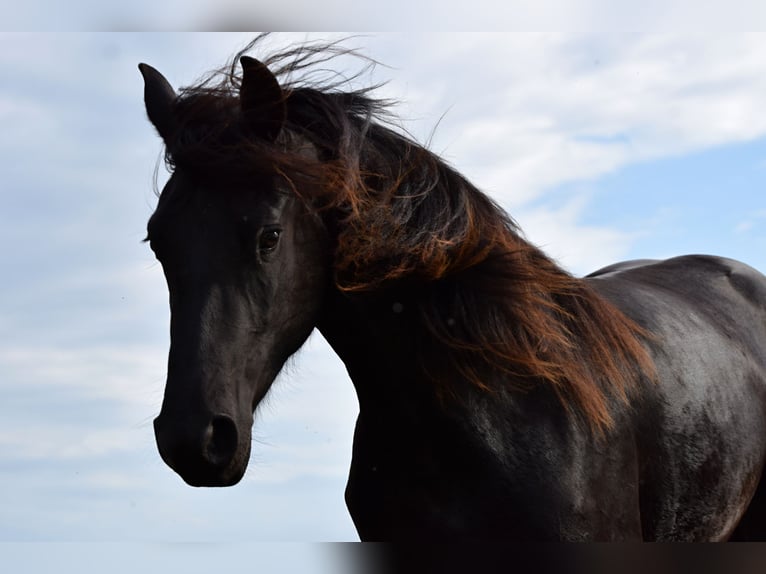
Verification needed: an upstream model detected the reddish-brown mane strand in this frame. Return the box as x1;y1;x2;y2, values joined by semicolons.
164;35;655;434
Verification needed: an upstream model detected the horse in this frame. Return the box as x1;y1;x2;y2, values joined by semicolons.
139;39;766;541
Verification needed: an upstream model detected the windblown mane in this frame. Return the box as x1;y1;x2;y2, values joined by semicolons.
164;35;655;433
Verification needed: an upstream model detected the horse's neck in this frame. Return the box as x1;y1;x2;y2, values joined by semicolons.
315;285;511;425
316;288;425;410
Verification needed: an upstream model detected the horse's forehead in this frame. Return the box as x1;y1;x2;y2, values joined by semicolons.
154;170;291;227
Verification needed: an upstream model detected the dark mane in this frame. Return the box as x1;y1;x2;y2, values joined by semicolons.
164;35;655;433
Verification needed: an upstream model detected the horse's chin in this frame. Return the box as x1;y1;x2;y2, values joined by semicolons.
180;464;248;487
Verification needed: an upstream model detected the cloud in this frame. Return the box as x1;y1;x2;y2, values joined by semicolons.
373;34;766;210
516;196;638;275
0;344;164;408
0;342;163;468
735;209;766;234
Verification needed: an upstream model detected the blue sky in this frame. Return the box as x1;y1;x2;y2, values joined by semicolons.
2;31;766;566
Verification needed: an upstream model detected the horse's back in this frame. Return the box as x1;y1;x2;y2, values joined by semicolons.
590;255;766;358
588;254;766;540
590;253;766;301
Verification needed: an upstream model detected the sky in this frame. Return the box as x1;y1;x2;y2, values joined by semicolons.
3;30;766;568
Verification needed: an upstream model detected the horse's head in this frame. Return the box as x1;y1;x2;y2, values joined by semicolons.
140;58;329;486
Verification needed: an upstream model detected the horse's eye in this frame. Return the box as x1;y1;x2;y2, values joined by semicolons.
258;228;281;253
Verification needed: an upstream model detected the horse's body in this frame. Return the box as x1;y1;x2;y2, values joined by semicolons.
589;256;766;540
329;255;766;541
139;39;766;540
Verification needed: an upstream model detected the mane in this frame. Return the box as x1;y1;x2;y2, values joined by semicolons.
165;35;655;434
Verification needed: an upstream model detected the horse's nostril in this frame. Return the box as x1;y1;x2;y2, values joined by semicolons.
204;415;239;468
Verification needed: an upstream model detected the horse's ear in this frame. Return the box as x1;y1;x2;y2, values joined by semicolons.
239;56;286;141
138;63;177;143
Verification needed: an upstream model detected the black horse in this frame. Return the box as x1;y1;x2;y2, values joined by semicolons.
140;39;766;541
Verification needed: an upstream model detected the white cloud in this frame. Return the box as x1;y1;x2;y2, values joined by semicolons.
0;344;164;405
0;424;149;461
376;34;766;210
516;197;638;275
735;209;766;234
0;342;164;467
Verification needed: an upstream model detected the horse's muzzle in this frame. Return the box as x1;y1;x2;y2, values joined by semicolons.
154;412;248;487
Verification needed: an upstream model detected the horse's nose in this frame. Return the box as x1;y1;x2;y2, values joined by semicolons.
204;414;239;467
154;413;241;486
